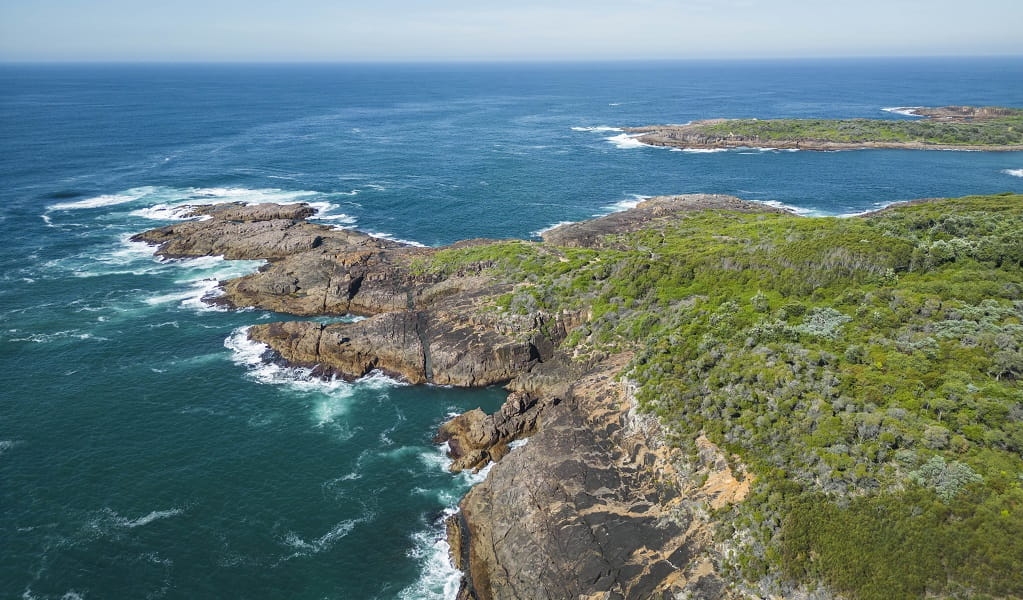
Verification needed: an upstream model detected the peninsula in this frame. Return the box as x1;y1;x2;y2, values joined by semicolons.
134;193;1023;599
626;105;1023;151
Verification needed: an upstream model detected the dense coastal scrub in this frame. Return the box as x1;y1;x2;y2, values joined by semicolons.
415;194;1023;599
691;112;1023;146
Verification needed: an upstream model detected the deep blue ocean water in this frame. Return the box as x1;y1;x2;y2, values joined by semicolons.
1;59;1021;599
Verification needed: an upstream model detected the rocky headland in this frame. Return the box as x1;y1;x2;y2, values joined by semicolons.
624;105;1023;151
132;195;763;599
132;192;1023;599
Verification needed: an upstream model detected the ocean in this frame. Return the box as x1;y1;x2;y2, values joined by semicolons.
1;58;1021;599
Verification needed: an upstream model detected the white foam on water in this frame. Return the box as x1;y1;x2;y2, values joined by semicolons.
605;133;647;149
8;330;108;344
224;328;405;425
22;591;86;600
114;185;325;221
882;107;925;117
674;147;728;153
41;214;54;227
401;443;498;600
836;201;897;218
130;204;200;221
508;438;529;449
185;186;319;204
113;508;184;529
531;220;576;237
307;200;358;225
144;256;265;311
89;507;183;532
599;193;651;215
759;200;823;216
61;234;163;279
279;517;367;562
571;126;623;132
47;187;155;211
1003;169;1023;177
0;440;22;457
399;505;463;600
366;231;428;247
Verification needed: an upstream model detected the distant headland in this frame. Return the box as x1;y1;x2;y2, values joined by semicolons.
625;105;1023;151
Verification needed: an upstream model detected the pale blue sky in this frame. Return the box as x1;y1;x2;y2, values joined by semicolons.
1;0;1021;62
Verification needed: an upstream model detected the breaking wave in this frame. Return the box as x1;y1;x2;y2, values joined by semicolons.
605;133;647;149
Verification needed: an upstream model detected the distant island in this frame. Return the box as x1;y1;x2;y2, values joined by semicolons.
133;193;1023;600
626;105;1023;151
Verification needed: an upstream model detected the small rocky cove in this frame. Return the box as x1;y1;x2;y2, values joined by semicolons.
132;197;764;599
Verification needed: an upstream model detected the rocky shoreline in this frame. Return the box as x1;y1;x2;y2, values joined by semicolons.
624;105;1023;152
132;196;766;599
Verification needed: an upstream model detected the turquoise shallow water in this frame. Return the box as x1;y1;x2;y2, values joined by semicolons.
1;59;1022;599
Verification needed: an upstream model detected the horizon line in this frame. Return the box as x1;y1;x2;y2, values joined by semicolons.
2;53;1022;66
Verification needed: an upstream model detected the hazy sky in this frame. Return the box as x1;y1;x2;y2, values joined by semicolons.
1;0;1021;62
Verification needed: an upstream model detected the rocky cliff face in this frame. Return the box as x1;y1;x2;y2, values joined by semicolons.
443;356;751;600
132;198;760;600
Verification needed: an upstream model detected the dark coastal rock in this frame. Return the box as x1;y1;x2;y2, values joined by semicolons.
130;201;401;260
446;357;738;600
541;194;790;249
219;247;427;315
182;201;317;221
435;391;558;472
247;303;568;387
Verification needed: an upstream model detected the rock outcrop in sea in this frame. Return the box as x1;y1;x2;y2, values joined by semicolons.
132;196;764;599
624;105;1023;152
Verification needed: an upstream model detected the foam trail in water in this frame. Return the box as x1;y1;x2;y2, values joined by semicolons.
7;330;107;344
571;126;623;132
1003;169;1023;178
92;507;184;530
279;518;365;562
47;187;155;211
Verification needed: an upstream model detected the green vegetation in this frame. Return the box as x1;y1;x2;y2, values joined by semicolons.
417;194;1023;599
691;112;1023;146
